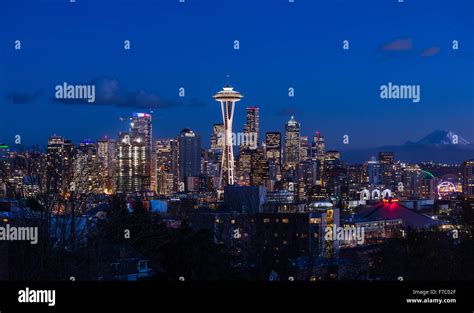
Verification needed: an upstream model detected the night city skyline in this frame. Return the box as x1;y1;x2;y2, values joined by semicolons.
1;1;474;312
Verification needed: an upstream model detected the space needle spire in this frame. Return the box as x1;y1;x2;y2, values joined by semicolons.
213;83;243;187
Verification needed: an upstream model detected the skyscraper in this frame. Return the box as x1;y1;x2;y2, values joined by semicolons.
155;139;175;195
243;107;259;149
378;151;395;190
129;113;152;192
116;132;133;193
116;113;151;194
311;131;325;161
323;150;341;188
401;164;422;199
419;174;436;199
237;107;260;185
297;159;319;187
311;132;325;186
213;85;243;187
265;132;282;181
250;148;268;186
131;134;150;192
299;136;309;161
178;128;201;182
130;113;152;150
46;135;75;195
237;148;252;186
367;156;383;185
171;138;180;192
284;116;300;170
98;137;117;193
73;140;104;194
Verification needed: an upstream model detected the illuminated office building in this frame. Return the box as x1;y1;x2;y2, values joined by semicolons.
46;135;75;195
323;150;341;187
98;136;117;193
237;148;252;186
265;132;282;181
250;148;268;186
401;164;422;199
367;157;383;185
116;132;133;193
126;113;152;192
155;139;175;195
243;107;259;149
73;140;104;194
299;136;309;161
131;113;152;150
284;116;300;170
116;115;151;193
311;131;325;161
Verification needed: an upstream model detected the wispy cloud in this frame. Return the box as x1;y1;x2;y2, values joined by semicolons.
381;38;412;51
420;46;440;57
6;90;42;104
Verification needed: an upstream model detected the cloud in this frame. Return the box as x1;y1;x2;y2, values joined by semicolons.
420;46;440;57
6;90;42;104
381;38;412;51
51;77;196;109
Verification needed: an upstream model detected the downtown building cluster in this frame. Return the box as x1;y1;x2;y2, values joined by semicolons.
1;86;473;205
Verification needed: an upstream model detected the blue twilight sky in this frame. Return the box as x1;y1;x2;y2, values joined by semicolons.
0;0;473;149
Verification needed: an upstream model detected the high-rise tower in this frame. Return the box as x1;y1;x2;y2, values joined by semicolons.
46;135;75;195
178;128;201;181
98;136;116;193
265;132;282;181
243;107;260;149
130;113;152;150
213;85;243;187
284;116;300;170
311;131;325;161
130;112;152;192
116;113;152;193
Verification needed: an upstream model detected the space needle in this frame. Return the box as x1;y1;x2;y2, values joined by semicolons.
213;84;243;187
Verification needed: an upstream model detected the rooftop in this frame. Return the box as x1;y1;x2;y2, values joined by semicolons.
354;200;441;229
